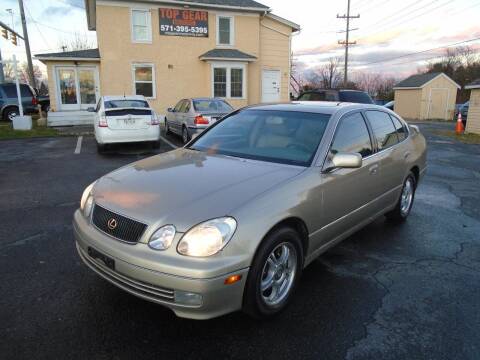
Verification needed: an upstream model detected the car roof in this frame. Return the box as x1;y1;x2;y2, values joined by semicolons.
242;101;386;115
191;97;227;101
103;95;147;101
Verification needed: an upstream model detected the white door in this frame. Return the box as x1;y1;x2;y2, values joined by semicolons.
262;69;281;103
56;66;99;111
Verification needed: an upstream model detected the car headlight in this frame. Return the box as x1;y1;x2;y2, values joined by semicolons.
177;217;237;257
149;225;176;250
80;182;96;218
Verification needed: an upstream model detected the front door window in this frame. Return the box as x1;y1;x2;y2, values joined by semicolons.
78;69;96;105
56;67;99;111
59;69;77;105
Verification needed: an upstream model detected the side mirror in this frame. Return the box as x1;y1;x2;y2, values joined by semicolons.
323;152;362;172
167;107;174;112
87;107;95;112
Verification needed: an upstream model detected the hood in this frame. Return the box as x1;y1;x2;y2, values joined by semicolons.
93;149;304;231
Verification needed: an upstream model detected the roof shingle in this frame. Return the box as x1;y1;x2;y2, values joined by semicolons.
35;48;100;59
199;49;257;61
168;0;269;9
394;72;442;88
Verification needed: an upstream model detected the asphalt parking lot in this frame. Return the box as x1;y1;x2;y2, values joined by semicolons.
1;122;479;360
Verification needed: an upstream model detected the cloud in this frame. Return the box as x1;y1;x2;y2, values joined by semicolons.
42;6;74;16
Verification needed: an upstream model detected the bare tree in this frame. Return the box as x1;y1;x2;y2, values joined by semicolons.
57;33;97;52
354;72;396;100
319;57;343;89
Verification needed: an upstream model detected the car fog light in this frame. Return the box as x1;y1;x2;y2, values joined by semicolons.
174;291;203;306
149;225;176;250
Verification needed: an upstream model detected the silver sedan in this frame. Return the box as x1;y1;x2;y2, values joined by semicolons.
165;98;233;144
74;102;427;319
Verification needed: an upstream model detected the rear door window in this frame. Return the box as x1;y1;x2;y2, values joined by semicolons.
389;115;407;142
365;111;399;150
331;112;373;158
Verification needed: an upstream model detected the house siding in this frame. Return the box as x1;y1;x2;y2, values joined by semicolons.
93;3;292;114
466;89;480;135
260;17;292;101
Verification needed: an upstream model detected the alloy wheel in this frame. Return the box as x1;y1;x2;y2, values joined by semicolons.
260;242;297;307
400;178;414;216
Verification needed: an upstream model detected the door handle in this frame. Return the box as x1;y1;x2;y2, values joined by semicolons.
404;151;411;159
369;164;379;175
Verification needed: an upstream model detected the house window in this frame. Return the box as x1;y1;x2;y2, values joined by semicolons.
131;9;152;43
213;68;227;98
133;64;155;98
230;68;243;98
217;16;233;46
212;64;245;99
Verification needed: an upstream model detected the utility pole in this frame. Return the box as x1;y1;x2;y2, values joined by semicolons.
337;0;359;87
18;0;36;89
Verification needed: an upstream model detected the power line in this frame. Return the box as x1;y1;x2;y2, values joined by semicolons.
24;3;52;50
356;37;480;67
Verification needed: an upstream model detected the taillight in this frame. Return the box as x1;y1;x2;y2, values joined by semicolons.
32;97;38;106
150;111;159;125
99;112;108;127
194;116;209;125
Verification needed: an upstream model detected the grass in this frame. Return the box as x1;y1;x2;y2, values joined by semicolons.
432;129;480;144
0;121;60;140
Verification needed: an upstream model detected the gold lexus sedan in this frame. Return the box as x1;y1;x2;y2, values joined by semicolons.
74;102;427;319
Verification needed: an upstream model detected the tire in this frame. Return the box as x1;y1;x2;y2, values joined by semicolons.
97;143;107;154
165;119;171;135
385;172;416;222
151;140;161;149
3;107;19;122
182;126;190;144
243;227;304;319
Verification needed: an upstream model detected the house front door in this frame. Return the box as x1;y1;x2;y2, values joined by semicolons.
262;69;281;103
56;66;99;111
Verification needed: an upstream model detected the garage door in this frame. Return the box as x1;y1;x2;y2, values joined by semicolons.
428;89;449;120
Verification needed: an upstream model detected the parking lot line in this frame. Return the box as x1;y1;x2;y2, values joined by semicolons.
159;135;178;149
74;136;83;154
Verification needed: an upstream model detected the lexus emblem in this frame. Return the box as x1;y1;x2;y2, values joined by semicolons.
107;218;118;230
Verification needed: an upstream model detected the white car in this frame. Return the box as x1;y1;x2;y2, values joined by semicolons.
91;96;160;153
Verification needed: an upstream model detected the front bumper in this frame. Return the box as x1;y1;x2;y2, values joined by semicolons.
74;211;249;319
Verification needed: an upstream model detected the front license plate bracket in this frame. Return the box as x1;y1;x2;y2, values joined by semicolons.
88;247;115;270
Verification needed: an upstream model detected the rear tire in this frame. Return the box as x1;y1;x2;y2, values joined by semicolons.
243;227;304;319
3;107;19;122
151;140;161;149
97;143;107;154
165;119;171;135
385;172;416;222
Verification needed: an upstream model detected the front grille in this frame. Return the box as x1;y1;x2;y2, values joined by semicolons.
92;204;147;243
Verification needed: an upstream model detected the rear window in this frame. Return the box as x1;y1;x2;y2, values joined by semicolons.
2;84;33;98
105;109;152;117
193;99;233;113
338;91;374;104
104;99;149;109
298;92;326;101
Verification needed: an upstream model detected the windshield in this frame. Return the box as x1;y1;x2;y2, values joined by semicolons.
339;91;374;104
105;100;149;109
189;110;331;166
193;99;233;113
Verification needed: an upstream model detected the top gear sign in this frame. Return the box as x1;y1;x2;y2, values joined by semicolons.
159;8;209;37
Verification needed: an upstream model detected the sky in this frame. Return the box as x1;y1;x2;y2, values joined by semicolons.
1;0;479;81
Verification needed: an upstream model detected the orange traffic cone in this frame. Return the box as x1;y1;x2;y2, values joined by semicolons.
456;112;464;135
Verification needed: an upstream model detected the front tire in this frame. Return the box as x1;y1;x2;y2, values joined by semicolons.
182;126;190;144
96;143;107;154
386;172;416;222
243;227;304;319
